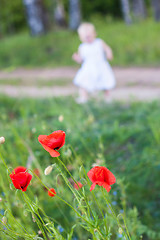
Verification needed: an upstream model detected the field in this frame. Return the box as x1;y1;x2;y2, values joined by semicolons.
0;96;160;239
0;19;160;69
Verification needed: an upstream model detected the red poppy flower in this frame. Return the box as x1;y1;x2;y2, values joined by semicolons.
48;188;56;197
38;130;65;157
74;181;83;190
87;166;116;192
10;166;32;192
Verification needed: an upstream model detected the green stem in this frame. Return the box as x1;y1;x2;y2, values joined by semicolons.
101;187;130;240
56;195;94;228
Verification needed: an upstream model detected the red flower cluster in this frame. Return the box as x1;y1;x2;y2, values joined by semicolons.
74;181;83;190
10;166;32;192
38;130;65;157
87;166;116;192
9;130;116;199
48;188;56;197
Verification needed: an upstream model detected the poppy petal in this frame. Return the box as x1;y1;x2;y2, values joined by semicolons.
40;143;60;157
13;166;27;174
104;168;116;185
48;188;56;197
22;173;32;192
90;182;96;191
87;167;96;182
102;182;111;192
41;131;65;149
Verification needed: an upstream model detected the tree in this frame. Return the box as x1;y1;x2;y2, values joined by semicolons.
69;0;81;30
131;0;146;19
54;0;66;27
151;0;160;21
23;0;48;35
120;0;132;24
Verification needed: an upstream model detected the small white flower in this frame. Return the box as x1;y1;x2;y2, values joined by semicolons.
0;136;5;144
44;165;53;175
31;128;36;133
58;115;64;122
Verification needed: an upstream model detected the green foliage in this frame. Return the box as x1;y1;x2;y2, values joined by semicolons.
0;96;160;239
0;0;26;35
0;19;160;69
80;0;121;19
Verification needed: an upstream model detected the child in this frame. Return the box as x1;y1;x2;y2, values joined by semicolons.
72;22;116;103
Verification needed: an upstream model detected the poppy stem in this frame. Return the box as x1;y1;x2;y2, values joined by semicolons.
0;152;11;174
101;187;131;240
56;195;95;228
56;157;97;221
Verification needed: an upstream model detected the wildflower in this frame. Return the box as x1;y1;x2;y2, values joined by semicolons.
44;165;53;175
58;115;64;122
57;225;64;233
10;166;32;192
113;191;117;196
112;201;117;206
38;130;65;157
0;136;5;144
74;182;83;190
87;166;116;192
48;188;56;197
31;128;36;133
118;228;123;235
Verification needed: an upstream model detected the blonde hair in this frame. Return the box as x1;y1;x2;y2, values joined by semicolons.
77;23;96;39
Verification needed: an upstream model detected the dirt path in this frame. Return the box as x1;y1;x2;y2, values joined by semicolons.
0;67;160;101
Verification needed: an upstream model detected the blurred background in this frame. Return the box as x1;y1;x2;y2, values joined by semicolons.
0;0;160;68
0;1;160;240
0;0;160;100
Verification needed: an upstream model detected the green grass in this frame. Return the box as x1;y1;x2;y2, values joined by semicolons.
0;96;160;239
0;18;160;69
0;78;72;87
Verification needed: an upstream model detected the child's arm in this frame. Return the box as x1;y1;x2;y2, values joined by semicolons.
101;40;113;61
72;49;82;64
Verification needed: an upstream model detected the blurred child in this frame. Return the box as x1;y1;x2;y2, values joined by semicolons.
72;22;116;103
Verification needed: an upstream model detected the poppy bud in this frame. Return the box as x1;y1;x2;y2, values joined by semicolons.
48;188;56;197
44;165;53;175
0;137;5;144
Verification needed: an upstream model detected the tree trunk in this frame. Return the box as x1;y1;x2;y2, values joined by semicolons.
54;0;66;27
131;0;146;19
69;0;81;30
120;0;132;24
152;0;160;21
23;0;48;35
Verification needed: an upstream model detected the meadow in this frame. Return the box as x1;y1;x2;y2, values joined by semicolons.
0;96;160;239
0;18;160;69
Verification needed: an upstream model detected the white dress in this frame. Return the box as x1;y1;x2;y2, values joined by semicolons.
73;38;116;92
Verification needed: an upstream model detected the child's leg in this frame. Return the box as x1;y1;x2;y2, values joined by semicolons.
105;90;110;97
76;88;88;103
104;90;112;103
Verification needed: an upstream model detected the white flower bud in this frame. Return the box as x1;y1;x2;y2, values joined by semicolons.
0;137;5;144
58;115;64;122
44;165;53;175
2;216;7;225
